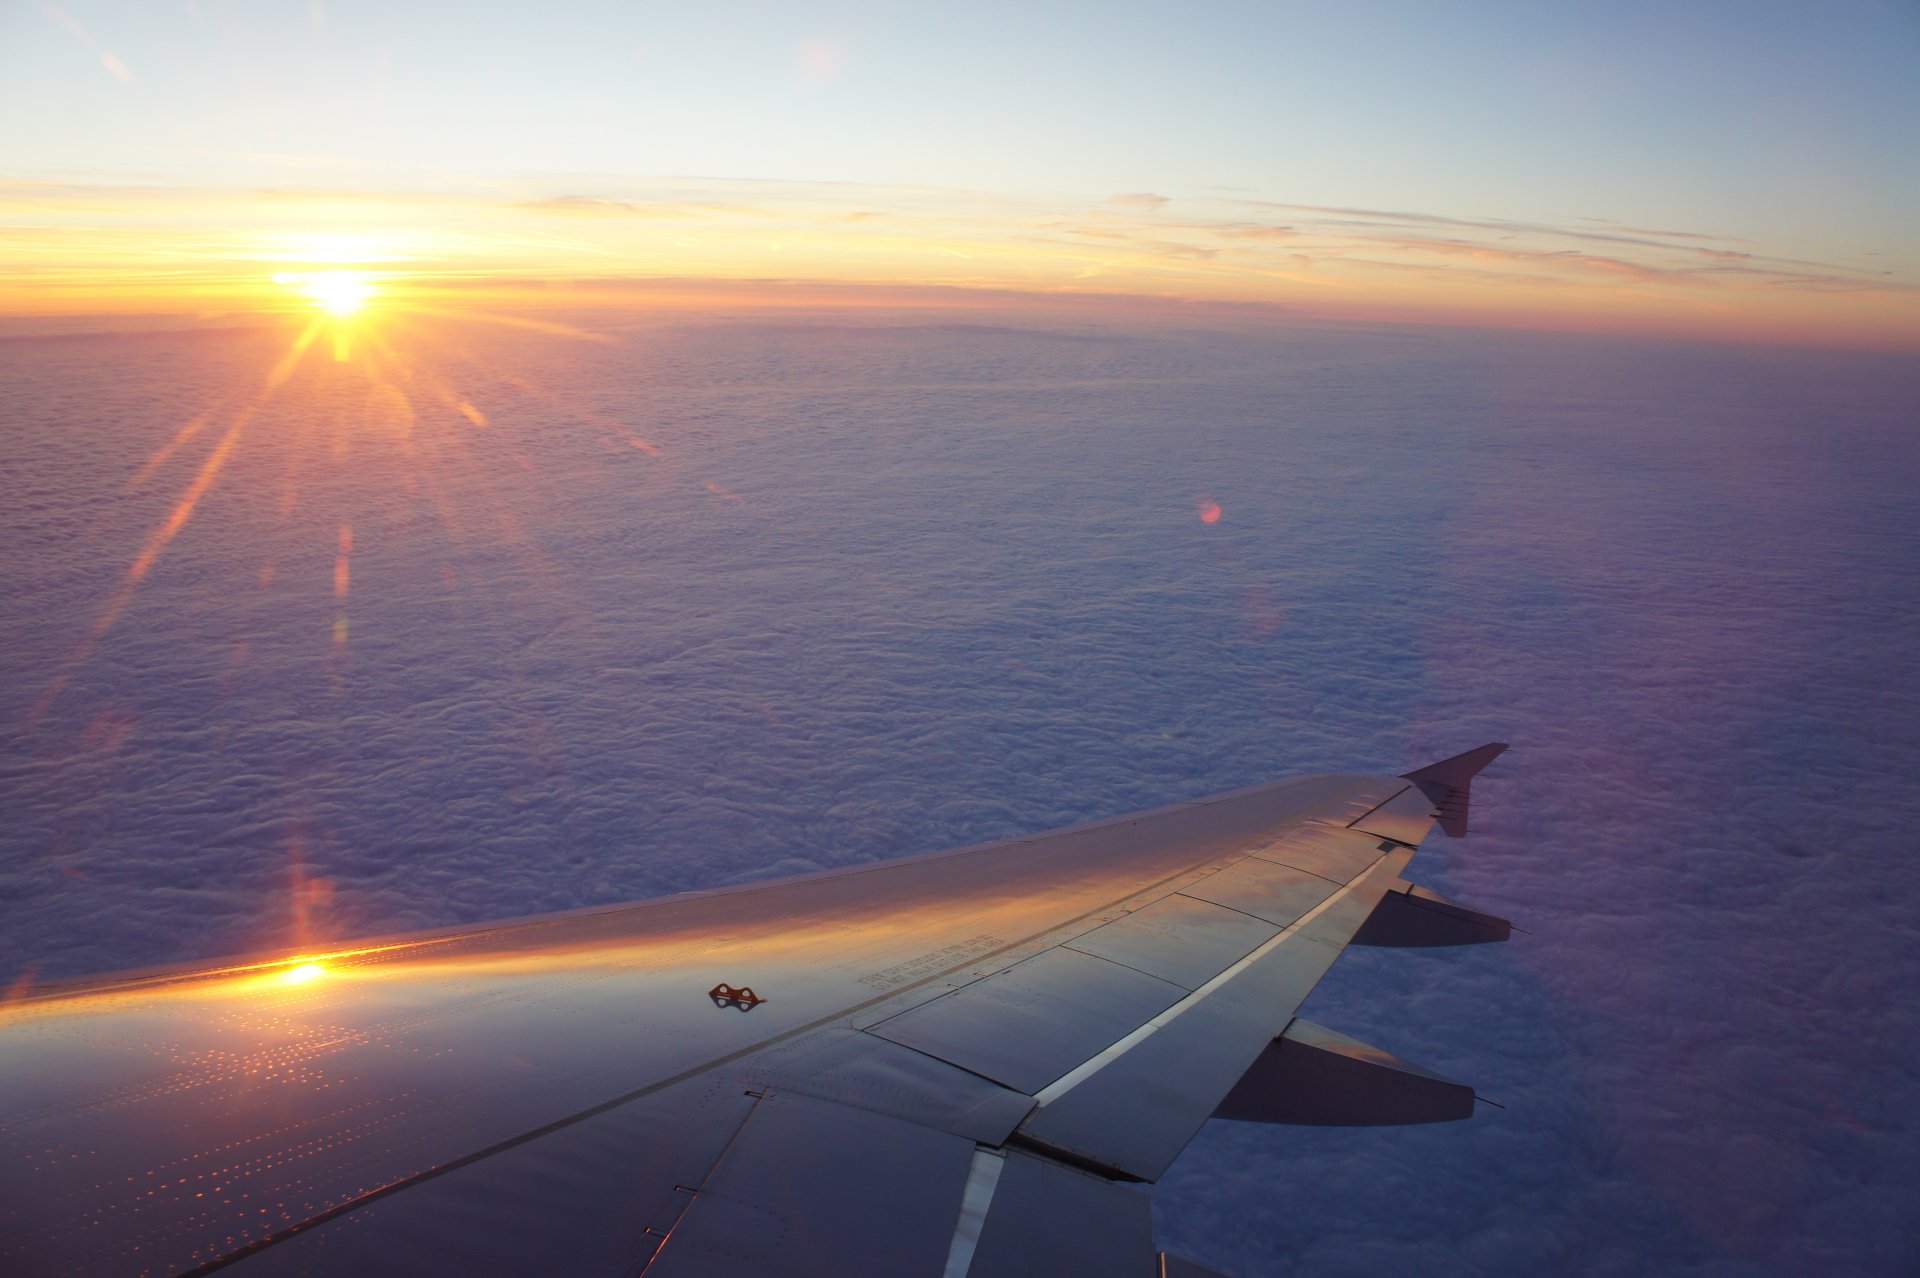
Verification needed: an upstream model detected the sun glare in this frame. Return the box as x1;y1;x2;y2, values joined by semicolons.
308;271;371;317
282;961;326;985
275;270;375;318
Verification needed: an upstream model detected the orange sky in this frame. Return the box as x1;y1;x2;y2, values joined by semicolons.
4;179;1915;350
6;2;1916;350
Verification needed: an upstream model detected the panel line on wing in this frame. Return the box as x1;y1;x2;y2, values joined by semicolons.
637;1088;767;1262
865;948;1190;1094
1243;856;1349;886
1166;889;1286;930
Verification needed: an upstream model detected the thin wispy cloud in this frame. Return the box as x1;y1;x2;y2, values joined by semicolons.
518;195;768;219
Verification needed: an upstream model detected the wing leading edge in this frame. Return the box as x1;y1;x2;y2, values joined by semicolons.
0;745;1513;1278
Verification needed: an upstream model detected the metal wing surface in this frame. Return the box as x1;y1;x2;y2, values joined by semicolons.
0;746;1513;1277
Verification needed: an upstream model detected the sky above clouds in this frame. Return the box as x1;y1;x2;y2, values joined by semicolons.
3;0;1917;345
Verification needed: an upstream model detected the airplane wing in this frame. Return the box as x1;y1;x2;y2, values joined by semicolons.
0;745;1513;1278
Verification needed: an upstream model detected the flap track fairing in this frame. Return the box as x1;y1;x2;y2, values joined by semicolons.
1211;1018;1476;1126
1351;881;1512;947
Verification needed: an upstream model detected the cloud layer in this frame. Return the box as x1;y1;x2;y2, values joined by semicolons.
2;311;1917;1273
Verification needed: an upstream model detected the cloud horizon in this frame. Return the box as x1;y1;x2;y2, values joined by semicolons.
2;177;1914;351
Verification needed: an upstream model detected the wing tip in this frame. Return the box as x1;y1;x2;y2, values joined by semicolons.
1400;741;1509;837
1402;741;1509;785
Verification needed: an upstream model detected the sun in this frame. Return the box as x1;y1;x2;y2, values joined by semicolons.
309;272;371;317
274;269;375;318
303;270;372;317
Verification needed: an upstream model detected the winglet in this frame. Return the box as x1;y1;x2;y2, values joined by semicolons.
1401;742;1508;838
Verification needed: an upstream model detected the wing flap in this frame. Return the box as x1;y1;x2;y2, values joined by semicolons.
740;1028;1036;1145
644;1092;976;1277
865;947;1189;1094
964;1149;1158;1278
1249;824;1390;882
1010;846;1414;1181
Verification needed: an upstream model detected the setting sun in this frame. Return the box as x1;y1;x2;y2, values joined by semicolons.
275;270;374;318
